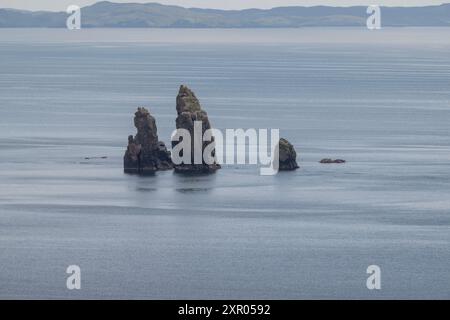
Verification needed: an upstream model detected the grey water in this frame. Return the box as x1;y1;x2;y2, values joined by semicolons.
0;28;449;299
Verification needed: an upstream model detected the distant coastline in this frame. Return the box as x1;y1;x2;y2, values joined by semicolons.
0;1;449;28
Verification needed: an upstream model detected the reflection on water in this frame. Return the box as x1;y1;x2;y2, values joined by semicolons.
176;187;211;193
135;187;158;192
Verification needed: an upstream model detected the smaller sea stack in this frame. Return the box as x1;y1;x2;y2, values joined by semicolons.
278;138;299;171
124;107;173;174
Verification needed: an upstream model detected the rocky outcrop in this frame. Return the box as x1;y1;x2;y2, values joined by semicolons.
172;85;221;174
277;138;299;171
124;107;173;174
319;158;346;164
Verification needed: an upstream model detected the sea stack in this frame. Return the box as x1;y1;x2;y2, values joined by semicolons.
278;138;299;171
172;85;221;173
124;107;173;174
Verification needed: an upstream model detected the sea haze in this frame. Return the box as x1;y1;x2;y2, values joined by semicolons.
0;28;449;299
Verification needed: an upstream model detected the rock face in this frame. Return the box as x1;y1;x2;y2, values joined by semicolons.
278;138;299;171
319;158;346;164
172;85;221;173
124;107;173;174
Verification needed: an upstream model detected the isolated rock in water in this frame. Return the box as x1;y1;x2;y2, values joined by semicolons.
319;158;346;164
277;138;299;171
172;85;221;174
124;107;173;174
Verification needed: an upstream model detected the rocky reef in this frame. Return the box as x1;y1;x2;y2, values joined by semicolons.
319;158;346;164
172;85;221;174
124;107;173;174
277;138;299;171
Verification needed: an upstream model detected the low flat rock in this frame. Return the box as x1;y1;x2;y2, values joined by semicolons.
319;158;346;164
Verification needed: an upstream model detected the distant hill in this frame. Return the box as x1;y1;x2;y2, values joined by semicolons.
1;1;450;28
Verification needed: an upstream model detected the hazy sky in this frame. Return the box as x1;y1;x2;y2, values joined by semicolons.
0;0;446;11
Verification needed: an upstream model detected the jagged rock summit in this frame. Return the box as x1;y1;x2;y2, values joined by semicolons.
278;138;299;171
124;107;173;174
172;85;221;174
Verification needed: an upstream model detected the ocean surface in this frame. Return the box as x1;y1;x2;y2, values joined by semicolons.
0;28;449;299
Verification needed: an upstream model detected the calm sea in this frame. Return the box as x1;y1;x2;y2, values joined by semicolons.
0;28;449;299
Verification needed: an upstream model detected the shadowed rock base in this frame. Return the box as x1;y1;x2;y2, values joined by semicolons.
124;107;173;174
174;164;221;174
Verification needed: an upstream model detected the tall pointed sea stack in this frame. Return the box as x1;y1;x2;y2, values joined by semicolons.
124;107;173;174
172;85;221;173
